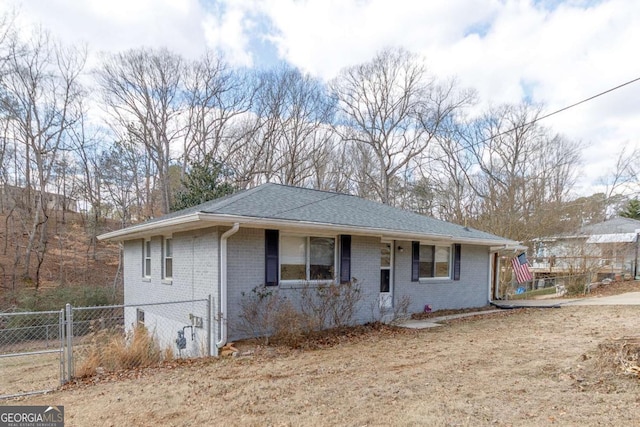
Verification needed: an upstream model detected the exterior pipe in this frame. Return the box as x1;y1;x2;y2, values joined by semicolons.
216;222;240;351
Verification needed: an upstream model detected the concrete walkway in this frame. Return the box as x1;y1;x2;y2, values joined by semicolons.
399;309;503;329
399;291;640;329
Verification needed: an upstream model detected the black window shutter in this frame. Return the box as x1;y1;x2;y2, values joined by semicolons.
453;244;461;281
339;235;351;284
265;229;279;286
411;241;420;282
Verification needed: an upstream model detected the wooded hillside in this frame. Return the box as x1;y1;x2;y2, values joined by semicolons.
0;209;119;310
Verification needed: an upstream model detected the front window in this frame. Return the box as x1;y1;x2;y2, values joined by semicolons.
163;237;173;280
420;244;451;279
281;235;335;281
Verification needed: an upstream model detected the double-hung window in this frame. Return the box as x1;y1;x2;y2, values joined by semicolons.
163;237;173;281
419;244;451;279
143;239;151;278
280;235;335;281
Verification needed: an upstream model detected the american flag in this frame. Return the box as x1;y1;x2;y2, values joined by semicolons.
511;252;533;284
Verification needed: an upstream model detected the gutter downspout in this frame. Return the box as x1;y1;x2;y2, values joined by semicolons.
216;223;240;352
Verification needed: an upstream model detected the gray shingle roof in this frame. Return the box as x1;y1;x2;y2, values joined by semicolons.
578;217;640;235
131;183;512;244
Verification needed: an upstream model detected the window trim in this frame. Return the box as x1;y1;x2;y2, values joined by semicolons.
279;233;337;284
142;238;151;280
162;236;173;283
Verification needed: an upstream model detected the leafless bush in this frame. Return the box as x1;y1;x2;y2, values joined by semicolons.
239;280;363;345
299;279;362;329
564;274;590;295
390;295;412;324
269;300;311;347
369;295;412;324
238;286;289;344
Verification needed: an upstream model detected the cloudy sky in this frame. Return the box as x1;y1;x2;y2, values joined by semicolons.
5;0;640;196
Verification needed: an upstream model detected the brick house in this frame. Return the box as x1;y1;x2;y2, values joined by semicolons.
98;183;517;354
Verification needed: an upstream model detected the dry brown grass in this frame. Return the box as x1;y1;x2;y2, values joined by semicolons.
76;325;169;378
11;305;640;426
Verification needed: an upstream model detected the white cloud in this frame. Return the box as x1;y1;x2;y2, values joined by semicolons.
5;0;208;57
201;2;255;67
256;0;500;79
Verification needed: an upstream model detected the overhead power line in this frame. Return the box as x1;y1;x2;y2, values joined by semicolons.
529;75;640;124
474;75;640;147
425;75;640;167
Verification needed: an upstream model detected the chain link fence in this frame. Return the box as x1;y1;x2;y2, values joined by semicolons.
69;299;211;379
1;297;213;399
0;310;65;399
503;272;594;299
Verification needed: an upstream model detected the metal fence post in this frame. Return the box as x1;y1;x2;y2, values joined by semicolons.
59;309;65;385
65;303;73;382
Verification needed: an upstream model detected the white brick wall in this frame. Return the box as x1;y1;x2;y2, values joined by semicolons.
350;235;384;324
123;228;219;355
394;241;490;313
226;227;265;340
124;228;219;305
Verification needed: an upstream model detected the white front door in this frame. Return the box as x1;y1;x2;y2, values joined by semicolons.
380;242;393;309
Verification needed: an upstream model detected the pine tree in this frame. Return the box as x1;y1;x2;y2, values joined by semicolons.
619;199;640;219
171;154;235;211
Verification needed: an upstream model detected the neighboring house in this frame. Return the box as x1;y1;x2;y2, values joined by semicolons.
98;183;518;355
532;217;640;280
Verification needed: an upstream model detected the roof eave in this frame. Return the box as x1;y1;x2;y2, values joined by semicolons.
97;213;203;241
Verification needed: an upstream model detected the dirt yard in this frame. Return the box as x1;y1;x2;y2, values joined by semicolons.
5;304;640;426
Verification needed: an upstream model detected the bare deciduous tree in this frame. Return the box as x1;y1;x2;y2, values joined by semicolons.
597;144;640;218
182;52;254;173
331;48;472;205
0;28;85;286
252;65;336;186
97;48;182;215
460;103;582;242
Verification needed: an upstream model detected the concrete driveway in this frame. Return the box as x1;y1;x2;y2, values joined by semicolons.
565;291;640;306
399;292;640;329
492;291;640;308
